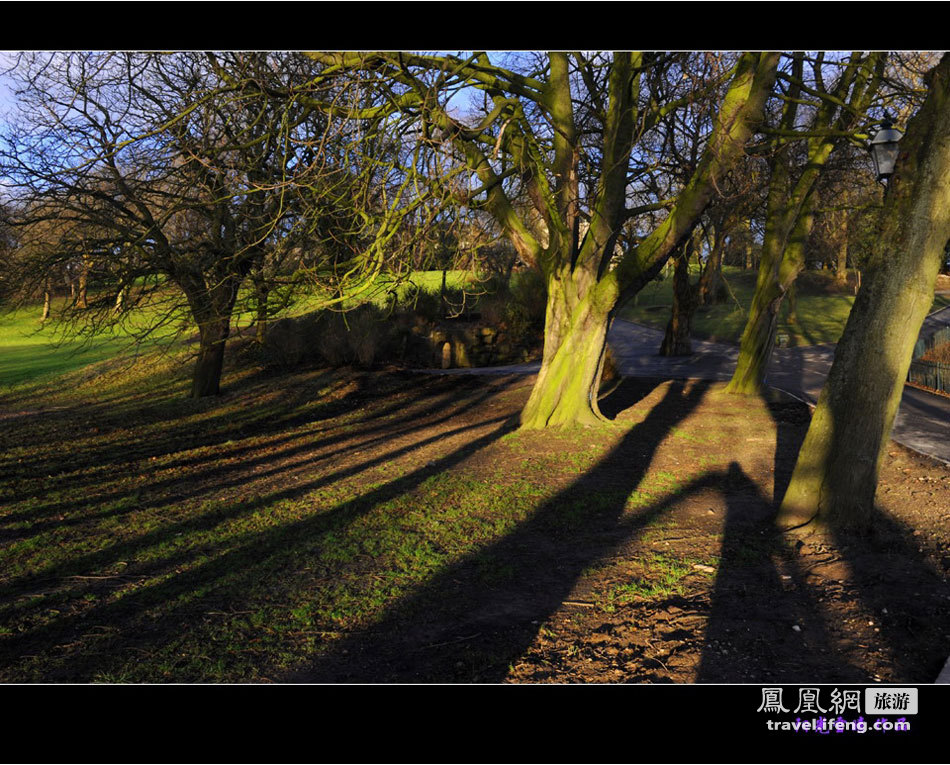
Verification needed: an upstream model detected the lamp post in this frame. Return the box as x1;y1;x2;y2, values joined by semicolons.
868;111;902;185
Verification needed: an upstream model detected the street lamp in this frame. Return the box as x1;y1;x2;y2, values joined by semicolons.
868;112;902;184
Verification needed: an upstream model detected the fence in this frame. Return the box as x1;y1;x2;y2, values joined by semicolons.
909;322;950;394
908;358;950;393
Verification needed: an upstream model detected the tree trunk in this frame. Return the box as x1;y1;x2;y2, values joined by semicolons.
660;238;698;356
192;317;231;398
518;51;778;428
835;224;848;286
786;281;798;327
179;271;242;399
520;280;611;429
777;54;950;532
727;194;815;394
728;52;883;394
41;280;51;321
834;209;849;285
77;254;91;309
697;230;725;306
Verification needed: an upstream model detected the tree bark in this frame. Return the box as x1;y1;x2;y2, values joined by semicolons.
77;253;91;309
520;53;777;427
697;227;725;306
727;52;883;394
41;279;51;321
727;195;815;392
777;54;950;532
660;236;699;356
520;272;612;428
834;209;849;285
179;271;242;398
192;316;231;398
113;286;125;316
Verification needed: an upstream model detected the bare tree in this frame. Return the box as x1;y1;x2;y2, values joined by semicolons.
303;51;779;427
0;52;392;396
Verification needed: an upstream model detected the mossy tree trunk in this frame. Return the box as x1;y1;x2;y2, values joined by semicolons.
520;270;612;427
521;53;778;428
777;54;950;532
727;194;815;392
834;208;849;285
697;223;725;306
727;52;885;395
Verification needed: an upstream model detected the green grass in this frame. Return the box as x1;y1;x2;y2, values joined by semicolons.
3;344;751;682
595;552;714;612
0;302;182;389
619;266;950;347
0;270;482;389
272;269;478;318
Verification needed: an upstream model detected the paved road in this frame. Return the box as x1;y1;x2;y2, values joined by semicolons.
608;317;950;466
428;307;950;465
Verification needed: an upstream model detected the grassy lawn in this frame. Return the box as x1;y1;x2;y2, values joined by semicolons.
1;346;948;683
0;303;184;390
274;269;478;318
619;266;950;346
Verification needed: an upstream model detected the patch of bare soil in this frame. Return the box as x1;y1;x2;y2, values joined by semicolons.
302;377;950;684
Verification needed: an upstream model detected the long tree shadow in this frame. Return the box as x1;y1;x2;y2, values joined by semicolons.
771;363;950;682
0;372;520;536
696;461;869;682
0;374;527;613
827;501;950;682
287;377;713;683
0;369;496;494
0;399;521;680
697;390;950;683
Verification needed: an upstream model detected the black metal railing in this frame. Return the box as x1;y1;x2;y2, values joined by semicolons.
908;358;950;393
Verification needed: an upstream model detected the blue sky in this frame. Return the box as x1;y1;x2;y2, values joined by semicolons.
0;52;18;126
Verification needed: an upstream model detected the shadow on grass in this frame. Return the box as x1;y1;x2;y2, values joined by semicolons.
0;386;521;681
0;371;516;538
7;363;944;683
0;373;525;594
285;377;712;682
